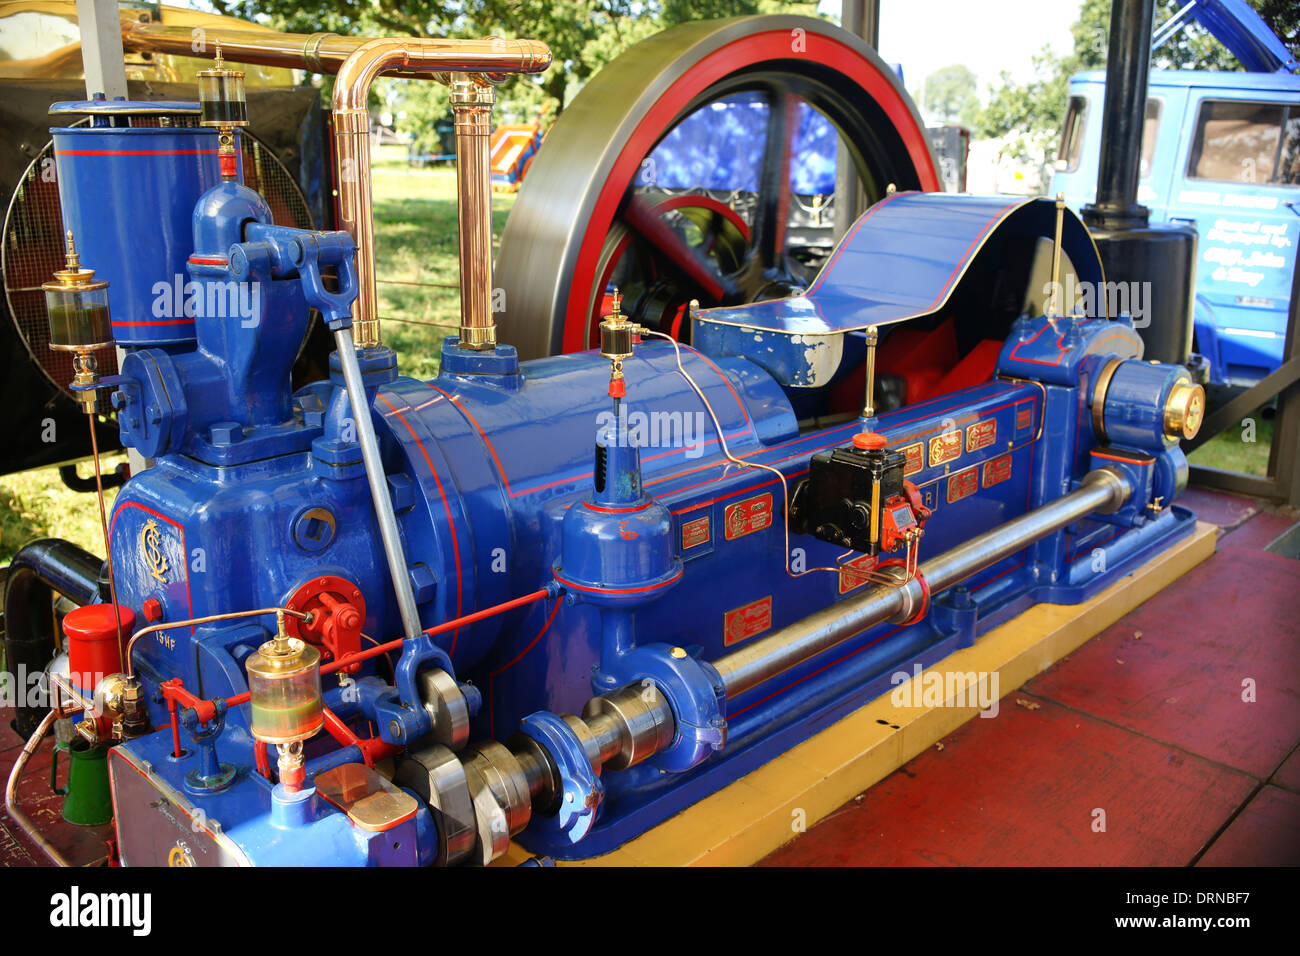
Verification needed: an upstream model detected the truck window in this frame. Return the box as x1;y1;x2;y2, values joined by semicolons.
1140;99;1162;179
1186;99;1300;186
1057;96;1087;171
1057;95;1160;177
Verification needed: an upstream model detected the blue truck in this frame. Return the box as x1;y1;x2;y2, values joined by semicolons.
1052;0;1299;388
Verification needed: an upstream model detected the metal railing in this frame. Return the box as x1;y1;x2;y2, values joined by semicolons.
1184;242;1300;507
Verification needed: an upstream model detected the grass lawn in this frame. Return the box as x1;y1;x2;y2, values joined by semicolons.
1186;410;1275;476
369;145;518;379
0;143;1276;564
0;450;128;566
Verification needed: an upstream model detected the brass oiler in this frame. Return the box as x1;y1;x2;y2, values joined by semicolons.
245;612;324;747
599;289;638;406
80;673;147;744
197;42;248;181
246;611;323;792
1164;378;1206;441
43;231;112;413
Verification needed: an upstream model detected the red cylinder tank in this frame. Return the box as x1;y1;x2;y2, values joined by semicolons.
62;604;135;691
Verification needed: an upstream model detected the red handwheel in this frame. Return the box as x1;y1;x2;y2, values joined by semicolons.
495;15;940;359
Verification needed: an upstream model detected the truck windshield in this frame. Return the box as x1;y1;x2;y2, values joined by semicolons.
1059;96;1088;172
1058;96;1161;177
1186;99;1300;186
1140;100;1162;178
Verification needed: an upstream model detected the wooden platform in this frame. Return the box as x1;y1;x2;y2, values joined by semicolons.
501;520;1220;866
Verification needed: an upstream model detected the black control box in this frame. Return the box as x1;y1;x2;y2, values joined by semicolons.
789;443;907;555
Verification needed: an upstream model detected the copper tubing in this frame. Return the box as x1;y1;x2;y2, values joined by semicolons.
5;710;72;867
120;24;549;83
124;606;311;678
450;76;498;349
86;412;125;675
122;22;551;349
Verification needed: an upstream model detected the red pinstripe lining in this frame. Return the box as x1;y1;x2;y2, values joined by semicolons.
57;148;221;156
377;393;464;653
922;201;1022;312
805;191;903;295
488;598;562;739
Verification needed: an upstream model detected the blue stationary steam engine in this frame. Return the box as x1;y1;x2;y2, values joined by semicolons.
26;26;1205;866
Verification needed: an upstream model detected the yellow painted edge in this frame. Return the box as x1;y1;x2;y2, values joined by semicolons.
500;521;1217;867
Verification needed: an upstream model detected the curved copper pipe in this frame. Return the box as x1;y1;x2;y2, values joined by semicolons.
5;711;71;867
122;22;551;349
331;40;545;347
120;24;550;83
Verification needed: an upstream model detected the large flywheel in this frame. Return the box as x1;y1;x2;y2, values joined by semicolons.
495;15;941;359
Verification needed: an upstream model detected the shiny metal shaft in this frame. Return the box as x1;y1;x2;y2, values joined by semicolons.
713;468;1131;696
333;327;423;641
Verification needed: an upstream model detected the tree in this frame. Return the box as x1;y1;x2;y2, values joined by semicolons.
978;0;1299;166
206;1;823;146
922;65;979;126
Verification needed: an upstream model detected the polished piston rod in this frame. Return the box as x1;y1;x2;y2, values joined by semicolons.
712;467;1131;696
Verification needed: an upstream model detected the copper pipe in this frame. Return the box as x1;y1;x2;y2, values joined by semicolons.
124;606;311;678
122;22;551;349
450;75;497;349
5;711;71;867
120;24;549;82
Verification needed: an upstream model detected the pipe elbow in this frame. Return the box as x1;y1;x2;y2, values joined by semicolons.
331;38;410;114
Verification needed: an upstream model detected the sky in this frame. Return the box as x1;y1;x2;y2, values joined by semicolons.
163;0;1089;104
820;0;1086;103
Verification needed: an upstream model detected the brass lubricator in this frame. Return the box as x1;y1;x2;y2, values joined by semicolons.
43;231;112;414
197;42;248;182
599;289;638;415
78;673;149;745
245;610;324;792
43;231;127;671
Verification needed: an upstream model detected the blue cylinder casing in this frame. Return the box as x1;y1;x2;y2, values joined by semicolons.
1101;359;1188;452
52;124;227;347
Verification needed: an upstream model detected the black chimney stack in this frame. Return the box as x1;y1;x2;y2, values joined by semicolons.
1082;0;1199;369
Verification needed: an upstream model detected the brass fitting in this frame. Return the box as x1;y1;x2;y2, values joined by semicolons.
1164;378;1205;441
862;325;879;419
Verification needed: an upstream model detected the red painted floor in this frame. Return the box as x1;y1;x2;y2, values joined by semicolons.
762;492;1300;867
0;723;114;866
